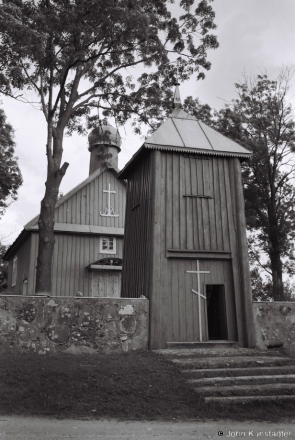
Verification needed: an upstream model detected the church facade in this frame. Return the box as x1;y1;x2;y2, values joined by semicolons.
4;87;255;351
4;121;126;297
118;87;255;349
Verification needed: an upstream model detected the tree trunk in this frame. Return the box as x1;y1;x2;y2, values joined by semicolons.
268;198;284;301
35;132;68;295
269;245;284;301
269;253;284;301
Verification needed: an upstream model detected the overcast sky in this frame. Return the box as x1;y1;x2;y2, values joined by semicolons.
1;0;295;245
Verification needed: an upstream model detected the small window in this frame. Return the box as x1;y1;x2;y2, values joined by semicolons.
100;237;116;254
12;256;17;287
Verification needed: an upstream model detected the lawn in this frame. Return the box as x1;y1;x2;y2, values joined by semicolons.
0;350;294;421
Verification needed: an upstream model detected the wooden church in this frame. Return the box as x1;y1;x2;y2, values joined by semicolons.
118;86;255;349
4;120;126;297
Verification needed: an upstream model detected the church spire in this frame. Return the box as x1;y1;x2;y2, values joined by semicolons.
88;121;121;175
173;83;182;109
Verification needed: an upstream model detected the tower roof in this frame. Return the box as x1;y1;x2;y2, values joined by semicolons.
88;119;122;151
118;85;251;179
144;108;251;157
118;110;251;180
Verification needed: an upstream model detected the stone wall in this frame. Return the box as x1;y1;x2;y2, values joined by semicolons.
253;301;295;357
0;296;149;355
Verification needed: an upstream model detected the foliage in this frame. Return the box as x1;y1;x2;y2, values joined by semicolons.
0;243;8;291
0;108;22;218
250;267;273;302
0;0;219;133
183;95;213;125
0;0;218;293
184;71;295;301
220;72;295;301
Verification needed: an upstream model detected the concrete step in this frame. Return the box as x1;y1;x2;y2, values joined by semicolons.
194;383;295;397
181;365;295;379
159;345;295;405
156;347;283;359
171;356;294;370
167;341;238;349
189;374;295;387
204;395;295;404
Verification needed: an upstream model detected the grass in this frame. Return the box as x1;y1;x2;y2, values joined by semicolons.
0;350;295;421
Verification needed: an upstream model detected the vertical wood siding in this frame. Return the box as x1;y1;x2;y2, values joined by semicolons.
121;152;153;298
166;154;233;252
7;235;32;295
15;168;127;296
54;170;126;228
149;152;249;348
29;232;124;296
121;150;252;348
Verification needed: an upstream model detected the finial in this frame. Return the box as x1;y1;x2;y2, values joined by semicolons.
173;83;182;109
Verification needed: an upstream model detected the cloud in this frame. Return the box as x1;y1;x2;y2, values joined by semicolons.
1;0;295;245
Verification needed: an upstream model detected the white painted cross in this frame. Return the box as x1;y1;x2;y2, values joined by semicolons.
186;260;210;342
100;183;119;217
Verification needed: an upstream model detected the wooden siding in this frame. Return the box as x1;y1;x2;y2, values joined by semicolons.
232;158;255;347
29;232;124;296
7;235;31;295
54;169;126;229
121;150;254;349
156;258;237;344
121;152;153;298
166;154;233;252
150;152;251;348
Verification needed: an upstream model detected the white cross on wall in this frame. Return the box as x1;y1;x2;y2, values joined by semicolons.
186;260;210;342
100;183;119;217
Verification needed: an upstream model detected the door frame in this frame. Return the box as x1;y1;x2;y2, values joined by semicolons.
205;283;228;341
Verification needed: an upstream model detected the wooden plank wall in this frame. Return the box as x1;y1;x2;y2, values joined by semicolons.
121;152;153;298
156;259;237;345
166;154;233;252
54;170;126;228
7;235;31;295
149;152;246;348
29;232;124;296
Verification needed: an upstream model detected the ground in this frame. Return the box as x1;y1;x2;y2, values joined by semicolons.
1;417;295;440
0;351;295;424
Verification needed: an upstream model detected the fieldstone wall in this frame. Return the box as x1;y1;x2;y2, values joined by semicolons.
253;302;295;357
0;296;149;355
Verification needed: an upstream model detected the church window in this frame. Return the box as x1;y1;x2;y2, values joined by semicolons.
100;237;116;254
12;256;17;287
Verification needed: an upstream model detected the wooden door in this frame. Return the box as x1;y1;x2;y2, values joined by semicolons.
92;273;106;297
108;273;121;297
91;271;121;297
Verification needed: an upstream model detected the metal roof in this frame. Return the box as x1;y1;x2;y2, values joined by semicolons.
118;107;251;179
145;108;251;157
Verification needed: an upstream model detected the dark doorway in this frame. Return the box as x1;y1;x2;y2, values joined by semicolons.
206;284;228;340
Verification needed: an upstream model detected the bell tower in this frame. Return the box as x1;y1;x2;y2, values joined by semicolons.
88;119;122;175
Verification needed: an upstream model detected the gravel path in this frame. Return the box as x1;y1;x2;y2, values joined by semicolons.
0;416;294;440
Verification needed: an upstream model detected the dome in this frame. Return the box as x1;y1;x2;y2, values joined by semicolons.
88;120;122;151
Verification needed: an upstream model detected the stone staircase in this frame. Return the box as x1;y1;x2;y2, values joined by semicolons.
156;341;295;404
